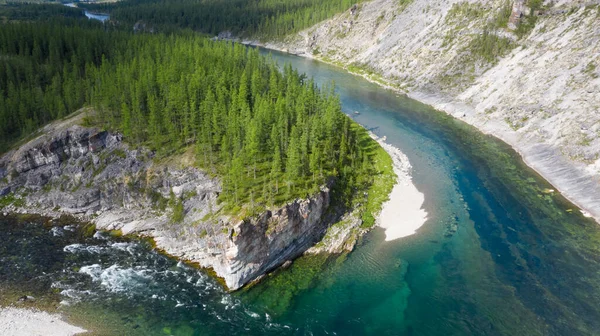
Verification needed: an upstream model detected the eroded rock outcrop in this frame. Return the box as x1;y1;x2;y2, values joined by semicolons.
0;119;343;290
156;188;331;289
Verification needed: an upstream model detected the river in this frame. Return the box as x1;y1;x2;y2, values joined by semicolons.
64;2;109;22
2;49;600;336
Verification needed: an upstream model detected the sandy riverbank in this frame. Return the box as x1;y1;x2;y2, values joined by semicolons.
370;134;428;241
0;307;86;336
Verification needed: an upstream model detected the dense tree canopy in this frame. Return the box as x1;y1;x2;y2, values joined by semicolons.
0;19;384;218
0;3;84;21
86;0;360;38
0;0;366;154
0;19;126;149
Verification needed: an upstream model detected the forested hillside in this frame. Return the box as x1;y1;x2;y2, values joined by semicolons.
0;3;84;21
0;19;389;221
86;0;360;38
0;19;128;148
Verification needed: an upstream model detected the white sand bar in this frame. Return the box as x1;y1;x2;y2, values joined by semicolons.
0;307;86;336
373;134;428;241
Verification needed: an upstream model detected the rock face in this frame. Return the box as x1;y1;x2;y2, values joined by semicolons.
0;118;339;290
257;0;600;222
157;188;331;289
508;0;527;30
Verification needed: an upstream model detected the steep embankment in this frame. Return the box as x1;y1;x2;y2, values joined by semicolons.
0;114;351;290
258;0;600;222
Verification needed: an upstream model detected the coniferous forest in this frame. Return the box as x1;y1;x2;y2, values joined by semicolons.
0;3;84;21
0;17;389;222
84;0;361;38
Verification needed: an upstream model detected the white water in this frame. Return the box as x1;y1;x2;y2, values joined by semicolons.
79;264;154;294
63;243;105;254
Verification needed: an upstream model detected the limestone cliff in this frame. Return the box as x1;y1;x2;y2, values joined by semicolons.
256;0;600;222
0;115;344;290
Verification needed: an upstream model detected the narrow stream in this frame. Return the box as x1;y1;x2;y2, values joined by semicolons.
2;49;600;336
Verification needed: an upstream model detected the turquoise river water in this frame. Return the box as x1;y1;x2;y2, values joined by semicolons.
2;50;600;336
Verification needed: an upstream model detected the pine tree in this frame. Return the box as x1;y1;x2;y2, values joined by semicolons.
286;126;302;180
120;95;131;138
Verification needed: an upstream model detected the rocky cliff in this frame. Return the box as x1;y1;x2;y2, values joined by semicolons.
257;0;600;222
0;114;346;290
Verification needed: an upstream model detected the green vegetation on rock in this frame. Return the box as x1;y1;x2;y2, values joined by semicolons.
0;194;25;209
397;0;413;12
467;30;515;64
514;0;546;38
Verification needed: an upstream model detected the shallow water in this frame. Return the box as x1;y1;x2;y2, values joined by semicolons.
3;50;600;336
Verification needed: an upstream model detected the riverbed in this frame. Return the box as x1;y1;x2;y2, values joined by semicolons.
2;49;600;335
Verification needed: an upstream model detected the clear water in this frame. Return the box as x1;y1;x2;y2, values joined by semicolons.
64;3;110;22
3;50;600;336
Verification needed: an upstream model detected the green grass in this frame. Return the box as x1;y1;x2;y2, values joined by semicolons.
397;0;413;12
583;61;598;78
467;31;515;64
112;148;127;159
147;188;168;211
92;162;107;177
361;138;395;228
0;194;25;209
374;11;386;27
347;62;377;76
515;15;538;38
491;0;512;29
171;198;185;223
445;1;487;23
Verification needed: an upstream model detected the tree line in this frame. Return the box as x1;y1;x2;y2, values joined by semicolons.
0;19;380;215
85;0;361;38
0;19;126;150
0;3;85;21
